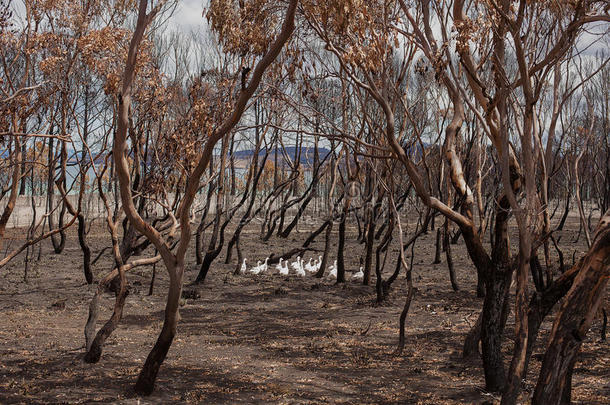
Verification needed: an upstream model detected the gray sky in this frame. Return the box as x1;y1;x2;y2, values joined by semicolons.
168;0;206;31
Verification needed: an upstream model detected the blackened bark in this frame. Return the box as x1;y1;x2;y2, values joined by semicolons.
78;214;93;284
315;221;333;278
480;268;510;392
396;254;414;355
336;207;347;283
53;141;68;254
363;212;375;285
303;219;330;248
444;222;459;291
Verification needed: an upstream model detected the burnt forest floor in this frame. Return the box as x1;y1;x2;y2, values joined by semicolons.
0;215;608;404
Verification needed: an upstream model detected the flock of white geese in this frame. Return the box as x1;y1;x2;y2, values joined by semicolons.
239;256;364;281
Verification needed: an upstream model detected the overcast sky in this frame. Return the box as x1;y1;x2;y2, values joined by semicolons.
168;0;206;31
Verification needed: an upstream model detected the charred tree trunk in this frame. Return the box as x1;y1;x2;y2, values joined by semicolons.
0;134;22;251
444;221;459;291
480;268;511;392
336;206;347;283
195;177;214;265
77;87;93;284
19;141;27;196
303;218;330;248
315;220;333;278
134;263;184;395
52;136;68;254
396;252;414;355
47;135;61;250
229;133;236;196
78;213;93;284
363;209;375;285
502;244;532;405
376;215;395;301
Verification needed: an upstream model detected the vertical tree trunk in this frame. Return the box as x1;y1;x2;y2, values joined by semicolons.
336;205;347;283
396;259;414;355
78;213;93;284
135;263;184;395
19;141;27;195
47;135;60;249
480;268;510;392
195;173;214;265
51;140;68;254
573;150;591;247
78;88;93;284
24;173;37;282
363;211;375;285
444;221;459;291
0;135;21;250
229;133;236;196
149;255;157;296
274;133;279;189
502;244;531;405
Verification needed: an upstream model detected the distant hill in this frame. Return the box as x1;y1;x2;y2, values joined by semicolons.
232;146;331;166
66;150;107;166
8;142;431;168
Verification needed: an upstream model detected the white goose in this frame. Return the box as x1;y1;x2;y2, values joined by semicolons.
291;256;302;272
250;260;263;275
295;262;306;277
352;266;364;281
239;258;247;274
304;258;316;273
260;257;269;273
275;258;284;274
279;259;290;276
327;260;337;279
315;255;323;271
